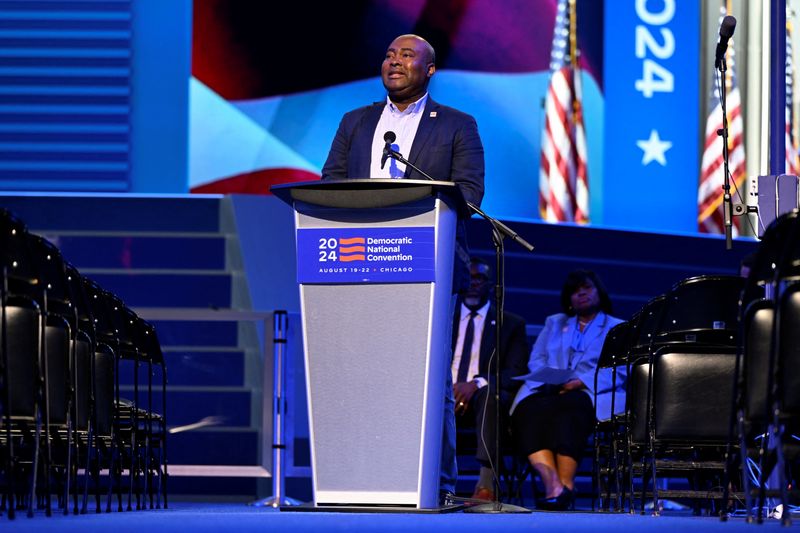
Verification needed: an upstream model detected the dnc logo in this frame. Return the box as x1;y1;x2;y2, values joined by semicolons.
318;237;365;263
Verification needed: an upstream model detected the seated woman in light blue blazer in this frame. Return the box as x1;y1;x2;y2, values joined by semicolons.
510;270;623;510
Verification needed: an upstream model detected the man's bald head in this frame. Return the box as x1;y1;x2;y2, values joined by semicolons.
392;34;436;65
381;34;437;110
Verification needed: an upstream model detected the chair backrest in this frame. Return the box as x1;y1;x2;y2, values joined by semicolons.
2;305;39;418
73;330;92;432
65;263;94;330
82;277;117;347
743;298;773;423
597;321;629;368
104;291;138;360
630;295;666;354
655;275;744;346
26;234;74;426
27;234;70;314
45;320;71;426
64;264;95;432
136;318;164;366
628;347;737;443
774;209;800;283
779;284;800;413
741;210;798;306
652;347;736;441
93;344;115;438
0;209;40;299
739;211;799;427
627;360;650;444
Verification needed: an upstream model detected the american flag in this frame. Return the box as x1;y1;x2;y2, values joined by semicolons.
785;13;799;175
539;0;589;224
698;5;746;234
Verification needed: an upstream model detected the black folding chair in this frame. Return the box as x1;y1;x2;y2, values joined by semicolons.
593;320;629;512
81;277;119;513
133;319;167;509
26;235;79;517
630;276;744;516
0;210;46;519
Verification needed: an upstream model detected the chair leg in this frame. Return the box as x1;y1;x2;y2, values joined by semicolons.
145;420;152;509
128;427;135;511
1;301;18;520
28;412;42;518
739;415;755;522
612;427;623;512
109;435;120;513
649;439;659;517
593;425;601;511
756;429;771;524
81;428;92;514
43;428;52;517
774;424;791;526
64;425;72;515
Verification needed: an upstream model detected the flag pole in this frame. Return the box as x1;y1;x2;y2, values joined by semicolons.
568;0;579;120
568;0;590;223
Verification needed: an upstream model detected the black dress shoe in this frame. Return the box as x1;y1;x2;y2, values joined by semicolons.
439;490;456;506
537;486;575;511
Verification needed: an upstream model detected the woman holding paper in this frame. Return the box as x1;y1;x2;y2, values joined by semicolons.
510;269;623;510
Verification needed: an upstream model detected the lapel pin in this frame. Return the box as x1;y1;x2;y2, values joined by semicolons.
430;111;437;118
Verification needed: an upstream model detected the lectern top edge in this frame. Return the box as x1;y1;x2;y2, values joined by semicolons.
271;179;468;216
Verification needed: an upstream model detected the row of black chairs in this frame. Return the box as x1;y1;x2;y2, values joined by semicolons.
722;209;800;525
0;209;168;519
594;210;800;522
593;273;744;515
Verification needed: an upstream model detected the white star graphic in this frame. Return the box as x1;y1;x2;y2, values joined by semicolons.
636;129;673;166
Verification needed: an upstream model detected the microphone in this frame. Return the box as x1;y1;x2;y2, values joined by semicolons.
381;130;396;170
714;15;736;69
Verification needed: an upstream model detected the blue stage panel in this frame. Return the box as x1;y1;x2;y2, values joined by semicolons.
55;235;225;270
88;272;231;308
115;389;251;427
120;350;244;388
147;321;238;348
168;430;258;465
158;351;245;387
0;0;134;192
0;194;221;232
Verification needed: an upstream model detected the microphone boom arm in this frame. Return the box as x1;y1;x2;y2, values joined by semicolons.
386;149;535;252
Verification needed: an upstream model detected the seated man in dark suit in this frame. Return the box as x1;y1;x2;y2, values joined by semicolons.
452;257;529;501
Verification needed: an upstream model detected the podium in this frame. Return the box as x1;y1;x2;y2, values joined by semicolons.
272;179;465;509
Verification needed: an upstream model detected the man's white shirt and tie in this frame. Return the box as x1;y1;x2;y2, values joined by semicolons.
452;299;491;400
369;94;428;179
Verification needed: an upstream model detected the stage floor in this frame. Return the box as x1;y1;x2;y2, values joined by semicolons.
2;501;796;532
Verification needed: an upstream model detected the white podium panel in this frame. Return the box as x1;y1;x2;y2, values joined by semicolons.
279;181;461;510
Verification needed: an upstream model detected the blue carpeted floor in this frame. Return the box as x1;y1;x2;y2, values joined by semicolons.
2;502;798;532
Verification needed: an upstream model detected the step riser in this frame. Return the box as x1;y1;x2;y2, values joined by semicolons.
0;195;222;233
88;273;231;308
118;351;245;387
53;235;226;270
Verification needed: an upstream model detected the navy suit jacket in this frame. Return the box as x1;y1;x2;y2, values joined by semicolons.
321;97;485;291
451;303;529;404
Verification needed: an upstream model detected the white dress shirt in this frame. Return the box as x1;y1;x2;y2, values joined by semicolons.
369;94;428;179
451;300;490;386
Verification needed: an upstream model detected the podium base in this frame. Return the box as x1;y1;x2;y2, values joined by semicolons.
463;501;532;514
279;502;465;513
250;496;304;508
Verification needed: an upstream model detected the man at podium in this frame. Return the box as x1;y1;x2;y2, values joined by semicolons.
321;33;485;502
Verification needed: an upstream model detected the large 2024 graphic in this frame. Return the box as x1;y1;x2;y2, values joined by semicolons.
318;236;371;273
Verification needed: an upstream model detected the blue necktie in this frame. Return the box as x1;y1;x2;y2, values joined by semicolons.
457;311;478;382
